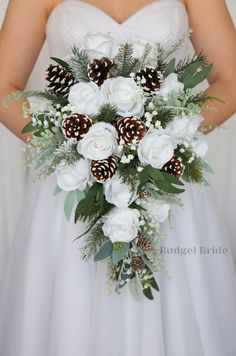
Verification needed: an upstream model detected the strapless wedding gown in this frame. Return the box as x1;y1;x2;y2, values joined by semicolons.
1;1;236;355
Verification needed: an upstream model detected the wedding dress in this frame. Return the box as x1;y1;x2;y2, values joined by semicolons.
0;1;236;355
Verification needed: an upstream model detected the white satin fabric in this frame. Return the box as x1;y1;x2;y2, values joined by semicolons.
0;1;236;355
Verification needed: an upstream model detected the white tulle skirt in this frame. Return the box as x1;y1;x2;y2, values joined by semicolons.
0;170;236;356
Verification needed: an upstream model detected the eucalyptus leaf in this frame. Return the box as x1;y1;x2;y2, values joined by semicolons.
75;190;86;203
112;242;129;265
165;58;176;76
94;240;113;261
182;64;213;89
53;185;62;196
64;191;75;221
149;277;160;292
129;275;143;301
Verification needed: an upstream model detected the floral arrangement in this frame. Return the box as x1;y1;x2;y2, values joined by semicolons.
8;32;218;300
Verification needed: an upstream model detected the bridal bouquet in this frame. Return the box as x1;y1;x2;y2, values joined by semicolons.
9;32;217;300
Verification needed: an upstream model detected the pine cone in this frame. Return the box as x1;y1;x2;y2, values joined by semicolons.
46;64;76;97
138;190;148;200
91;155;118;182
131;256;145;273
136;235;153;252
87;57;114;86
161;155;185;179
135;67;163;96
115;116;146;146
62;114;92;141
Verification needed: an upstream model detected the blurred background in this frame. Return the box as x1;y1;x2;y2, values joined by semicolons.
0;0;236;280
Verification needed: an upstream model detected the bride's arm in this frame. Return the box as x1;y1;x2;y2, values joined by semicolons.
0;0;59;141
186;0;236;133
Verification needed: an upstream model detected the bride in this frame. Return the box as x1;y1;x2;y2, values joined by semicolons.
1;0;236;355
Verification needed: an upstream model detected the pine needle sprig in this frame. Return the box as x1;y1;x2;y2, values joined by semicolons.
68;46;90;82
117;158;139;191
174;52;208;77
111;43;139;77
54;140;81;166
80;221;109;261
152;108;176;128
3;90;67;107
182;158;205;183
95;104;118;124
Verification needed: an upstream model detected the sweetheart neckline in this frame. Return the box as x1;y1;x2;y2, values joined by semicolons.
47;0;186;27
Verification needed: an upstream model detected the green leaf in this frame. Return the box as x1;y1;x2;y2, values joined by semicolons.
149;277;160;292
64;191;75;221
75;189;86;203
129;275;143;301
182;64;213;89
143;286;154;300
165;58;176;76
50;57;70;70
154;180;185;194
94;240;113;261
112;242;129;265
160;171;184;186
53;185;62;196
21;121;35;134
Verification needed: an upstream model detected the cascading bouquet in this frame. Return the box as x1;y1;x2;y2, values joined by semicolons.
8;32;218;300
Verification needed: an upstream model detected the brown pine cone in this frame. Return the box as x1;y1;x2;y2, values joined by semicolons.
161;155;185;179
135;67;163;96
46;64;76;97
131;256;145;273
87;57;114;86
62;114;92;141
136;235;153;252
91;155;118;182
115;116;146;146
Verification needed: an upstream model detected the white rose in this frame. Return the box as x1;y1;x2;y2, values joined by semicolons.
56;159;90;192
132;39;158;66
77;122;117;160
68;82;103;116
102;207;140;243
192;132;209;158
83;32;118;59
104;175;137;208
101;77;145;116
157;73;184;98
28;97;54;114
137;130;175;168
165;115;203;143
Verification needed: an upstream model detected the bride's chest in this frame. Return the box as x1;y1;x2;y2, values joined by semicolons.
46;0;189;58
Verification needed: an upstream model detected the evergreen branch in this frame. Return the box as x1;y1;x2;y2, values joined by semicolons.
68;46;90;82
80;221;109;261
95;104;118;124
175;52;208;77
112;43;138;77
3;90;67;107
182;158;205;183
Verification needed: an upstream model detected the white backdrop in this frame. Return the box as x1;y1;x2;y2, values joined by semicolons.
0;0;236;280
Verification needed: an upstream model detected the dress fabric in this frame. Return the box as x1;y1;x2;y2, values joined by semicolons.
0;1;236;355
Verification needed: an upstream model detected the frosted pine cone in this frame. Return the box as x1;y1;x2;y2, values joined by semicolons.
46;64;76;97
131;256;145;273
161;155;185;179
62;114;92;141
136;234;153;252
87;57;114;86
91;155;118;182
135;67;163;96
115;116;146;146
